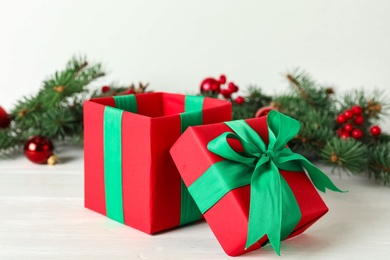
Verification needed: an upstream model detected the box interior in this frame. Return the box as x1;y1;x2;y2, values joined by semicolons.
92;92;222;118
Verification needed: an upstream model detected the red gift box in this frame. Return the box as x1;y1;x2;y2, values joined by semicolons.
84;92;231;234
170;111;342;256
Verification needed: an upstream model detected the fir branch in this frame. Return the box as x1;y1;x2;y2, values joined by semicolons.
286;73;317;108
368;143;390;185
321;137;368;175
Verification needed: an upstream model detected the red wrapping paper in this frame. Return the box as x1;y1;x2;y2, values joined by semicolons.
170;116;329;256
84;92;232;234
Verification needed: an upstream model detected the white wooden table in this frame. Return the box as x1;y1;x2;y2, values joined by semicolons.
1;145;389;259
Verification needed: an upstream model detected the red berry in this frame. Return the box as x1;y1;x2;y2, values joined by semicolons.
343;123;354;132
219;75;226;84
339;132;350;139
370;125;381;136
102;86;110;93
220;89;232;99
351;105;363;115
235;96;245;105
228;82;239;93
344;110;354;119
336;114;347;124
354;115;364;125
351;129;363;139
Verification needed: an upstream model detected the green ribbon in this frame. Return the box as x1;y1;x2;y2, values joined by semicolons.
103;95;137;223
179;95;204;225
188;110;343;255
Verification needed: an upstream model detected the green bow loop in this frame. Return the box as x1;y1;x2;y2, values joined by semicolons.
203;110;343;255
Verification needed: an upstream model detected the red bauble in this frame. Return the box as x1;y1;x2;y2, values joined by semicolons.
336;114;346;124
344;110;354;119
235;96;245;105
343;123;354;133
24;136;54;164
227;82;239;93
354;115;364;125
255;106;274;117
101;86;111;93
220;89;232;99
351;105;363;115
0;106;11;129
200;75;226;94
351;129;363;139
370;125;381;136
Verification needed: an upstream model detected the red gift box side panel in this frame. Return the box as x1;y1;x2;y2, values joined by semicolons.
149;115;183;233
84;98;115;215
281;170;329;238
121;111;154;234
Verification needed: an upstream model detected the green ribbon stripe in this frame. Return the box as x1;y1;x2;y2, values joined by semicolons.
188;110;343;255
103;95;137;223
179;95;204;225
103;94;203;226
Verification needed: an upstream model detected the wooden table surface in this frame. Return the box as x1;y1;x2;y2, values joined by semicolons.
1;145;389;259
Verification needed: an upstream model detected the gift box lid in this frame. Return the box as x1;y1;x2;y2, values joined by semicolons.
170;111;343;256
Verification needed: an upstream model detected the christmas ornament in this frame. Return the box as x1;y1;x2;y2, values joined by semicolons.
102;86;110;93
24;136;54;164
0;106;11;129
235;96;245;105
370;125;381;136
200;74;226;94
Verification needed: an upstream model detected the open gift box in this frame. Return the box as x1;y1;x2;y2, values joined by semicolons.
170;110;342;256
84;92;231;234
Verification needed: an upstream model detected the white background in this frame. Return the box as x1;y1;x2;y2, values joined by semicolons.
1;0;389;129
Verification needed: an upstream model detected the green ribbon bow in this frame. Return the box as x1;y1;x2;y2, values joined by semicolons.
188;110;342;255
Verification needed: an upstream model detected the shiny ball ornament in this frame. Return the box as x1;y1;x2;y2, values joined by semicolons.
200;74;226;94
370;125;381;136
336;114;346;124
351;129;363;139
0;106;11;129
24;136;54;164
